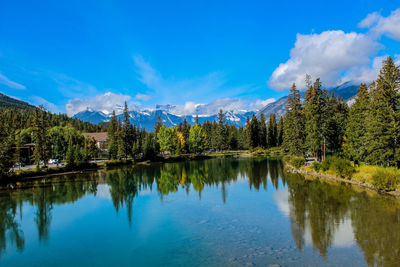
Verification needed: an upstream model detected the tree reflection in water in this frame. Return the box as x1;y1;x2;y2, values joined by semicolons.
0;158;399;266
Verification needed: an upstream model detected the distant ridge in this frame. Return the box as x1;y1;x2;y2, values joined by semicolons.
0;92;34;109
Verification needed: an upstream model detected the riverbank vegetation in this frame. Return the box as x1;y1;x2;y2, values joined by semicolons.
0;91;284;179
283;57;400;192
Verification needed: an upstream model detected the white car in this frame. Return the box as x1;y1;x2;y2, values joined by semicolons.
49;159;60;164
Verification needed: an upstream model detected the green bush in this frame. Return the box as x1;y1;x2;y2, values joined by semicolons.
312;161;322;172
321;156;334;172
372;169;399;191
291;156;306;169
283;155;306;169
320;156;355;178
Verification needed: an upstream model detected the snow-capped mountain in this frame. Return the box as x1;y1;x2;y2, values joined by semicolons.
73;106;256;131
73;82;361;130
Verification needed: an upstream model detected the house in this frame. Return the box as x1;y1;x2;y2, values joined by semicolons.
82;132;108;151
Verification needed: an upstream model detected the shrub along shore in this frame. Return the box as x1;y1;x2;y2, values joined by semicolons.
3;149;284;186
284;155;400;197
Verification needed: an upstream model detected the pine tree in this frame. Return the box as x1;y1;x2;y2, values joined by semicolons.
324;93;348;154
121;102;133;159
267;114;277;147
107;111;118;159
365;57;400;166
215;109;227;150
304;79;328;160
116;118;124;159
247;114;259;149
344;83;370;161
283;83;305;156
259;114;267;148
32;105;49;167
155;115;163;134
277;116;284;147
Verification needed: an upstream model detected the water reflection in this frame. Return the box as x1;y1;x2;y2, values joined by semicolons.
0;158;399;266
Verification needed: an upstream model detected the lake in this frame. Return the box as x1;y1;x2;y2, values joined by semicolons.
0;157;399;266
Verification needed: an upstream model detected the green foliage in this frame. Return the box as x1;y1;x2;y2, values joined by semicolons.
157;125;174;154
321;156;355;178
267;113;277;147
0;134;15;178
283;83;305;156
188;124;206;153
343;83;370;161
284;155;306;169
66;137;75;167
365;57;400;166
372;169;399;191
312;161;322;172
246;114;260;149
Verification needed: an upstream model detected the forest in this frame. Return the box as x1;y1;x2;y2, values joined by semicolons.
0;57;399;183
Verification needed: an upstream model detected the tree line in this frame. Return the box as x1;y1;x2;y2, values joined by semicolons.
0;105;105;176
106;103;284;160
283;56;400;167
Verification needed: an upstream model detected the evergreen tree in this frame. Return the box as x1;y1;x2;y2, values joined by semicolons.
0;134;15;177
107;111;118;159
267;113;277;147
155;115;163;134
344;83;370;161
304;79;328;160
32;105;49;167
365;57;400;166
283;83;305;156
227;125;238;150
324;93;348;154
116;118;124;159
277;116;284;147
121;102;134;159
247;114;259;149
215;109;227;150
259;114;267;148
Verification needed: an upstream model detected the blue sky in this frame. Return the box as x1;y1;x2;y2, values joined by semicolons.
0;0;399;115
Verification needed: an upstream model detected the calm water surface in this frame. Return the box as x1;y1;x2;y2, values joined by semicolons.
0;158;399;266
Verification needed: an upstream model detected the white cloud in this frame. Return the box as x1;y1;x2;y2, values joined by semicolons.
30;96;60;113
268;30;379;90
254;98;276;107
341;55;388;84
0;72;26;90
359;9;400;41
135;93;152;101
66;92;132;116
167;97;276;116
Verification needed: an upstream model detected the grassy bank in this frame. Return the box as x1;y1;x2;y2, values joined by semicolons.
284;155;400;196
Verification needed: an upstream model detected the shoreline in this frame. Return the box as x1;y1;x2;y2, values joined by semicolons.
284;162;400;198
2;151;283;187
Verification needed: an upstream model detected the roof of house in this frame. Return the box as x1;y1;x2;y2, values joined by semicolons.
82;132;108;142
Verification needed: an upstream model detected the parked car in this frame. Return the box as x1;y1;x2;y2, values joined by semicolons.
49;159;60;164
13;162;25;168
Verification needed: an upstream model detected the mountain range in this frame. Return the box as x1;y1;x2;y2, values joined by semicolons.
73;81;360;131
0;82;360;131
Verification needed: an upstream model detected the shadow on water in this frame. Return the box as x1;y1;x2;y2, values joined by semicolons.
0;157;399;266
